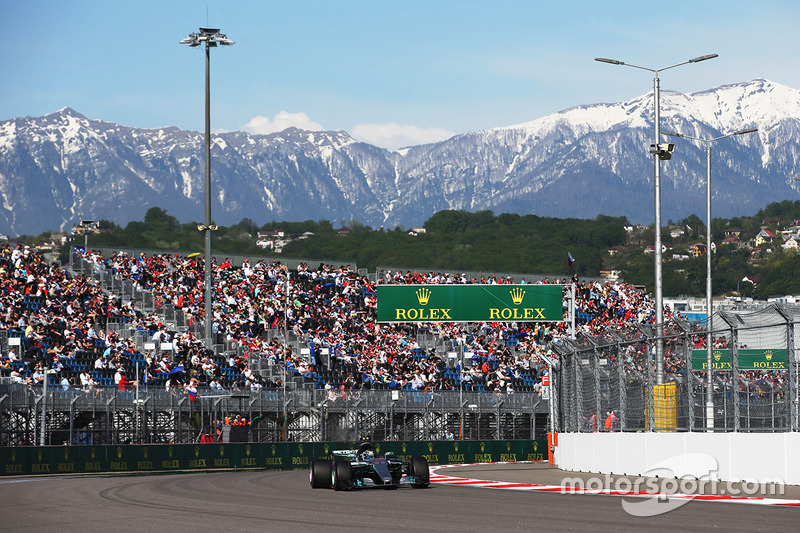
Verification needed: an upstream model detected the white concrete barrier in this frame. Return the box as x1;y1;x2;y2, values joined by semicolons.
555;432;800;485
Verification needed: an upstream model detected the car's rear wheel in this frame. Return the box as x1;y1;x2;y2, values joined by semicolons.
332;460;354;491
310;459;333;488
410;456;430;488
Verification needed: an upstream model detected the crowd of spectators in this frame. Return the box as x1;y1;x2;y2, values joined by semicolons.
0;243;144;385
0;244;787;400
66;250;693;393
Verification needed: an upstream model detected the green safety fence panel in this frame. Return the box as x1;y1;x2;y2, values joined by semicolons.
0;439;547;476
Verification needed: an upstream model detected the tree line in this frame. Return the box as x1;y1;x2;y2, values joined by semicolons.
40;200;800;301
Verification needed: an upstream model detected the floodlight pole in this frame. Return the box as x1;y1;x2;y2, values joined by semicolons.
663;127;757;429
203;36;212;346
595;54;717;385
80;220;95;249
181;28;234;346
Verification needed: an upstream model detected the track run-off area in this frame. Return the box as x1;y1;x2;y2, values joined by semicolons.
1;462;798;532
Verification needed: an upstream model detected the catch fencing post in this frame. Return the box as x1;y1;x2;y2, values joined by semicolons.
719;311;740;432
587;339;602;429
70;395;79;444
674;317;695;431
573;347;583;431
496;400;504;440
105;397;114;444
609;331;628;432
775;305;798;431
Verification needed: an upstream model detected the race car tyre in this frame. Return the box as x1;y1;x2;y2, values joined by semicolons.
332;460;354;491
310;459;333;489
409;456;430;488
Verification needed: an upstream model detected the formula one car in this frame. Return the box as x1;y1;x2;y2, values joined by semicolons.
309;442;430;490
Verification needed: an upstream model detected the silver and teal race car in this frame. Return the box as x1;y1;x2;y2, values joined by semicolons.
309;442;430;490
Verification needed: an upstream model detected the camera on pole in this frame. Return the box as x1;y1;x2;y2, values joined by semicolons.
649;143;675;160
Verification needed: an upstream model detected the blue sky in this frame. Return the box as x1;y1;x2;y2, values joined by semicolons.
2;1;798;149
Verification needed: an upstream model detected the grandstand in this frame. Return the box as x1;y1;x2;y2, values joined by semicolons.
0;246;555;445
1;243;795;447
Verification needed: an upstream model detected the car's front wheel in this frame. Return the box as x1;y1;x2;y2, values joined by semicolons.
332;460;354;491
409;456;430;488
310;459;333;489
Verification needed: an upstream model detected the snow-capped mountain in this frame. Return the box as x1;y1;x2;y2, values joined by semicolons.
0;78;798;237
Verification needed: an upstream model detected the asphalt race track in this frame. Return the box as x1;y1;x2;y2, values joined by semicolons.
1;464;796;532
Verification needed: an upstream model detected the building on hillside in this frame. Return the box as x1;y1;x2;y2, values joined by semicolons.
768;294;800;305
256;230;288;252
782;236;800;251
643;243;672;254
742;275;759;286
691;243;707;257
599;270;620;280
754;229;777;247
71;221;100;236
669;226;686;239
779;224;800;235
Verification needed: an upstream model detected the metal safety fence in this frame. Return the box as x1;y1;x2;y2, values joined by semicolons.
0;385;548;447
551;304;800;433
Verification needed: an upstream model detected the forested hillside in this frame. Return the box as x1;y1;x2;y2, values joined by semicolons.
33;200;800;300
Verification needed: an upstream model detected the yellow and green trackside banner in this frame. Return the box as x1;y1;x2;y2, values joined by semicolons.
0;439;547;476
691;349;788;370
377;284;563;322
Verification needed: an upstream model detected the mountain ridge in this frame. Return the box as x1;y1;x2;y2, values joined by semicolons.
1;79;798;237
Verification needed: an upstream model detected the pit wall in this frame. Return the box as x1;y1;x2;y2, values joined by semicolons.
0;439;547;477
555;432;800;485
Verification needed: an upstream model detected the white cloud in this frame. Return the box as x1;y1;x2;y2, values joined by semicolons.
243;111;324;135
242;112;456;150
350;123;456;151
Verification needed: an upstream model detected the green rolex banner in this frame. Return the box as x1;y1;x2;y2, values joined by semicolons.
691;348;788;370
376;284;564;323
